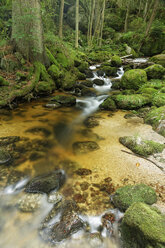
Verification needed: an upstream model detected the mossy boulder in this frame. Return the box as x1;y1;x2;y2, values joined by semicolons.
145;64;165;79
61;72;77;91
99;96;117;111
56;52;72;69
152;93;165;107
121;202;165;248
93;79;104;86
48;65;61;80
144;106;165;137
138;87;158;96
101;66;118;77
113;184;157;211
119;136;165;157
50;95;76;107
150;54;165;67
121;69;147;90
78;61;89;73
35;81;55;95
113;94;151;110
110;55;122;67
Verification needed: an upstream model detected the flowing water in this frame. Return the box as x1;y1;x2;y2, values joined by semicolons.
0;62;164;248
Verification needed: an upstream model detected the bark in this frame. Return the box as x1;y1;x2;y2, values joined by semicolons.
89;0;96;45
99;0;106;47
59;0;65;39
143;0;149;19
75;0;79;48
92;1;101;42
12;0;46;63
124;2;130;33
145;0;159;37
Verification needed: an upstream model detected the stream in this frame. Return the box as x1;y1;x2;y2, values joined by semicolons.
0;60;164;248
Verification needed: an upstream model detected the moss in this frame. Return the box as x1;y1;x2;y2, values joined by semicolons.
121;69;147;90
35;81;54;95
48;65;61;80
45;47;59;67
113;94;151;110
61;71;77;91
119;136;165;157
101;66;117;77
110;55;122;67
150;54;165;67
78;61;88;73
56;52;72;69
152;93;165;107
113;184;157;211
121;203;165;248
16;71;27;81
0;76;9;86
144;106;165;137
145;64;165;79
160;87;165;93
50;95;76;107
99;97;116;111
138;87;158;96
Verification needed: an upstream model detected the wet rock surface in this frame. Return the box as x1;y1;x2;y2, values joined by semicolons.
72;141;100;154
93;79;104;86
50;95;76;107
0;149;11;165
40;200;84;243
84;116;100;128
25;170;66;194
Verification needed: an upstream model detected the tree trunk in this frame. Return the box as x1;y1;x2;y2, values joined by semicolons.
124;2;130;33
145;0;159;37
59;0;64;39
92;0;101;42
12;0;46;63
99;0;106;47
75;0;79;48
89;0;96;45
143;0;149;19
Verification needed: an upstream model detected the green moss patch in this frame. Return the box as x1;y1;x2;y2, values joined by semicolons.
121;69;147;90
99;96;116;111
145;64;165;79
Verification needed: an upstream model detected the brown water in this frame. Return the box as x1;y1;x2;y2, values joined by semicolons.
0;69;165;247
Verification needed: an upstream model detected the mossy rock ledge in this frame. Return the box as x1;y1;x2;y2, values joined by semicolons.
121;202;165;248
121;69;147;90
119;136;165;157
50;95;76;107
150;54;165;67
113;184;157;211
145;64;165;79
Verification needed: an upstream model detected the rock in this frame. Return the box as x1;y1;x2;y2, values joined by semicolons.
150;54;165;67
121;69;147;90
121;202;165;248
75;168;92;176
101;66;118;77
50;95;76;107
152;93;165;107
25;170;66;194
47;192;63;204
110;55;122;67
0;148;11;165
145;64;165;79
113;184;157;211
97;70;104;77
85;69;94;78
48;64;61;80
44;103;61;109
78;61;89;73
84;116;100;128
99;97;117;111
35;81;55;95
113;94;151;110
72;141;100;154
77;71;86;80
119;136;165;157
25;127;51;137
80;80;93;88
18;193;43;212
144;106;165;137
0;136;20;146
81;87;96;97
41;200;84;243
93;78;104;86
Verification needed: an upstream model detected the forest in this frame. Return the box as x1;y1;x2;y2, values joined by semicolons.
0;0;165;248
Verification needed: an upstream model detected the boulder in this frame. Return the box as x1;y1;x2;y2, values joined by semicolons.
84;116;100;128
110;55;122;67
150;54;165;67
99;96;117;111
72;141;99;154
119;136;165;157
35;81;55;95
48;65;61;80
144;106;165;137
25;170;66;194
113;94;151;110
113;184;157;211
50;95;76;107
121;69;147;90
152;93;165;107
92;78;104;86
0;148;11;165
145;64;165;79
121;202;165;248
101;66;118;77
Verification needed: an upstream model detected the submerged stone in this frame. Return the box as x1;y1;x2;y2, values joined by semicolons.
25;127;51;137
18;193;43;212
84;116;100;128
25;170;66;194
113;184;157;211
121;202;165;248
72;141;100;154
0;149;11;165
119;136;165;157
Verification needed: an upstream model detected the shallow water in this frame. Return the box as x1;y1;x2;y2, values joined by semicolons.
0;65;165;247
